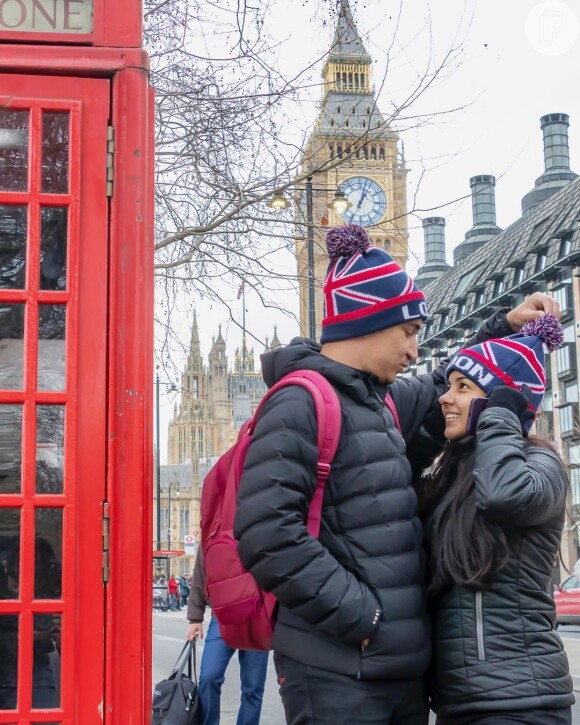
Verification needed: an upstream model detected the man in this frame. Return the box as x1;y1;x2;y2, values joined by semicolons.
167;574;179;611
233;224;560;725
186;549;269;725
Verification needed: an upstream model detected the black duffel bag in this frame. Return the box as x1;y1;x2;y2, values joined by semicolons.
152;640;200;724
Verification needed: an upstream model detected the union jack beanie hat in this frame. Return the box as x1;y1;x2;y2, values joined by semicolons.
446;314;564;417
320;224;428;343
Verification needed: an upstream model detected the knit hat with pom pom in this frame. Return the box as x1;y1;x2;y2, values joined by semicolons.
320;223;428;343
446;313;564;419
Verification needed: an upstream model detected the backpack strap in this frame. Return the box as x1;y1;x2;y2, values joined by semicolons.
385;393;401;433
251;370;341;538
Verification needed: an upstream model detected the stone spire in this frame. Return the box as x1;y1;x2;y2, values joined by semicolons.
329;0;371;60
270;325;281;349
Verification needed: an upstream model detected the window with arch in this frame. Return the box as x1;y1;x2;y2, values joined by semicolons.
362;120;366;128
330;119;335;127
345;119;349;128
337;144;343;159
362;145;368;159
379;146;385;160
336;72;341;87
342;72;347;86
348;72;353;89
352;106;356;114
371;146;377;160
366;106;371;115
329;144;334;158
337;105;341;114
360;73;365;87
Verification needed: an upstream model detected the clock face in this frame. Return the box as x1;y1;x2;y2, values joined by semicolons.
339;177;386;227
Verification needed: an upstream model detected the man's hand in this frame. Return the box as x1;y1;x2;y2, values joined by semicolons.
187;623;203;641
506;293;561;332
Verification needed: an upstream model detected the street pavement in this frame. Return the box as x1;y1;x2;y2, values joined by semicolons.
153;610;580;723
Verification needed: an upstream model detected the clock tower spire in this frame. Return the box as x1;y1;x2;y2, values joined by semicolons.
296;0;409;339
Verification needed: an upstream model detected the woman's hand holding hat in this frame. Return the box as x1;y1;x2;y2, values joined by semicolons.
506;292;561;332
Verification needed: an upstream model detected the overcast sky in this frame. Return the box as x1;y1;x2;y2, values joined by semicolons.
157;0;580;453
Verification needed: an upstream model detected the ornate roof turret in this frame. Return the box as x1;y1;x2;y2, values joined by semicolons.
329;0;371;61
270;325;281;349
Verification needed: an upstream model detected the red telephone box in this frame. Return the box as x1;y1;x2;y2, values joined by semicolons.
0;2;154;722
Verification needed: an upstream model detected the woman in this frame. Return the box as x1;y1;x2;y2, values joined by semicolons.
419;314;575;724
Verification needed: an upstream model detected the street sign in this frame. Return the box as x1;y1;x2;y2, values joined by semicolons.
152;549;185;558
184;534;196;556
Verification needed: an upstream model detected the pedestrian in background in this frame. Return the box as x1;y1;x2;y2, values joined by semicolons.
186;549;268;725
234;224;555;724
179;574;190;609
418;314;574;724
167;574;180;611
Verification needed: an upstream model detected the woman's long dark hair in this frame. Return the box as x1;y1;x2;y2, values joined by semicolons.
421;434;560;594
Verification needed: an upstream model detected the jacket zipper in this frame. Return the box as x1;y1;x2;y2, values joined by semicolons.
475;591;486;661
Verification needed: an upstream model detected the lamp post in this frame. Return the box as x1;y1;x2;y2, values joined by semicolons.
155;372;161;550
267;180;351;340
166;482;181;577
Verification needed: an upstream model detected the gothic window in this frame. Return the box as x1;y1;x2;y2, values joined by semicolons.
337;144;343;159
362;120;366;128
362;145;368;159
345;145;351;157
379;146;385;160
342;72;347;87
336;71;341;87
348;73;353;89
351;106;356;114
198;428;203;457
360;73;365;88
337;105;341;114
329;144;334;158
192;376;198;398
366;106;371;115
371;146;377;160
330;119;335;127
345;119;349;128
355;148;360;159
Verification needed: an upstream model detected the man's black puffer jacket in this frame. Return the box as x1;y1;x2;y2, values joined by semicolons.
234;312;512;680
427;406;574;714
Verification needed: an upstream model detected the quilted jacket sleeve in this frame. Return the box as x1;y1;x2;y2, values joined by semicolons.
233;385;382;646
473;406;568;527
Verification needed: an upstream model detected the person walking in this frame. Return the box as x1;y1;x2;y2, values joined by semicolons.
167;574;179;611
233;223;559;725
186;549;269;725
418;314;574;724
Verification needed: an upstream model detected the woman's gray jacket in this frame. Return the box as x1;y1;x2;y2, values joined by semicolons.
234;312;511;681
427;406;574;715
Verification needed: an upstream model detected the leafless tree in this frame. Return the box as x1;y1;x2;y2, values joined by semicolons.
144;0;471;361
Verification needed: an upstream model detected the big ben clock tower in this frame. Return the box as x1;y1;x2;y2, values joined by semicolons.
296;0;409;339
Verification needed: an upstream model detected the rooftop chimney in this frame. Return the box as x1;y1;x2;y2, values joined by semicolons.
414;217;451;291
453;175;502;265
522;113;577;214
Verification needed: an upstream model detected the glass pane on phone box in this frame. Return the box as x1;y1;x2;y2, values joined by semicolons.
0;508;21;599
38;305;66;391
33;613;61;710
0;109;29;192
0;613;19;710
40;208;67;291
0;405;22;494
0;205;27;290
36;407;64;495
34;509;62;600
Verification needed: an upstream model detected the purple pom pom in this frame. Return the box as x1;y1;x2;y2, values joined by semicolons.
521;313;564;352
326;224;371;262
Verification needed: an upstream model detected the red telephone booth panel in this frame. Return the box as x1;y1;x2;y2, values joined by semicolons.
0;74;110;722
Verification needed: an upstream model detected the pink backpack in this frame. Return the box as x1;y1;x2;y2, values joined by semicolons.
200;370;400;651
